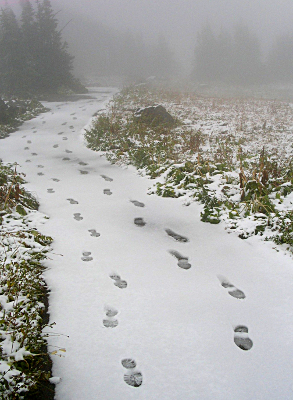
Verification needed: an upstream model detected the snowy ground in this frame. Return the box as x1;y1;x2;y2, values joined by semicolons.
1;88;293;399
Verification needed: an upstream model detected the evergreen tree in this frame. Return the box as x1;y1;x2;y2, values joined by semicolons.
230;24;263;84
267;34;293;83
192;24;264;85
151;34;178;78
192;25;219;82
0;6;24;95
216;29;232;82
20;0;37;93
34;0;74;93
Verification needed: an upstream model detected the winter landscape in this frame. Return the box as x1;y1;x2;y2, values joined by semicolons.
1;0;293;399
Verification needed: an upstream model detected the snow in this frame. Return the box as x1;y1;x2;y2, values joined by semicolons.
1;88;293;399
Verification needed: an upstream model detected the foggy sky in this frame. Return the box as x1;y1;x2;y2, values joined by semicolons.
52;0;293;55
1;0;293;72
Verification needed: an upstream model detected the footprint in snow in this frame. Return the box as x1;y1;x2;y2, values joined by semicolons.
53;144;59;148
65;149;72;153
234;326;253;351
61;122;67;125
134;217;146;227
31;153;37;156
70;112;76;115
27;140;31;144
88;229;100;237
67;198;78;204
37;165;44;168
104;189;112;195
74;213;83;221
109;273;127;289
57;132;64;135
121;359;143;387
73;117;77;120
33;131;37;133
169;250;191;270
52;178;60;182
103;306;118;328
47;188;55;193
218;276;246;299
165;228;189;242
79;161;88;166
81;251;93;262
69;125;74;129
22;135;27;138
24;147;29;150
26;160;31;163
62;157;70;161
131;200;145;207
37;172;44;176
80;170;89;175
62;137;68;141
42;121;46;124
101;174;113;182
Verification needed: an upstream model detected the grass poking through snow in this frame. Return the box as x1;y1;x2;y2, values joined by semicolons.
0;162;54;399
85;85;293;253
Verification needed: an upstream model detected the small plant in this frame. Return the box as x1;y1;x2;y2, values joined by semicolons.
0;99;48;139
85;85;293;253
0;160;54;398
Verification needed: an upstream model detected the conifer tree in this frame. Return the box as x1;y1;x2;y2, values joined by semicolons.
230;24;263;84
34;0;74;93
151;34;178;78
192;25;219;82
0;6;24;95
267;34;293;83
20;0;37;93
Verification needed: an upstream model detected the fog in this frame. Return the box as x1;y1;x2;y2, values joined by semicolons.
55;0;293;58
2;0;293;83
54;0;293;47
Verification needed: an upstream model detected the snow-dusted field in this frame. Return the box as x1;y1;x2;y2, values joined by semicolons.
1;88;293;399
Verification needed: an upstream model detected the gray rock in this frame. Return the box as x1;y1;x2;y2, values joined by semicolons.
134;105;175;126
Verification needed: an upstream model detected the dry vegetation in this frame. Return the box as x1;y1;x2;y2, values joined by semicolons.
0;162;54;399
85;85;293;252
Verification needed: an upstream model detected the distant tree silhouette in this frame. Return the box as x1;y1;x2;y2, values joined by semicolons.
230;24;263;84
20;0;38;94
33;0;74;93
0;0;80;96
150;34;178;78
192;25;219;82
0;6;24;95
192;24;264;85
267;34;293;83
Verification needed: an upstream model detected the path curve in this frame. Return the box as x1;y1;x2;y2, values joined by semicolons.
1;88;293;400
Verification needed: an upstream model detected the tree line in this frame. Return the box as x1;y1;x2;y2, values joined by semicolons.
192;23;293;85
0;0;83;97
58;11;179;83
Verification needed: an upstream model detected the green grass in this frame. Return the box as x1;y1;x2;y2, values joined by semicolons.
0;99;49;139
0;162;54;399
85;84;293;252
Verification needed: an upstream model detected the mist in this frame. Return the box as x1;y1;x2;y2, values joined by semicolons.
2;0;293;85
51;0;293;77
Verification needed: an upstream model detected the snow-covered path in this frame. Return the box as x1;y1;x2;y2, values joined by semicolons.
1;88;293;400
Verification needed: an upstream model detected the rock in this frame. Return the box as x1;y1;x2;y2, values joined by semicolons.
134;105;175;126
